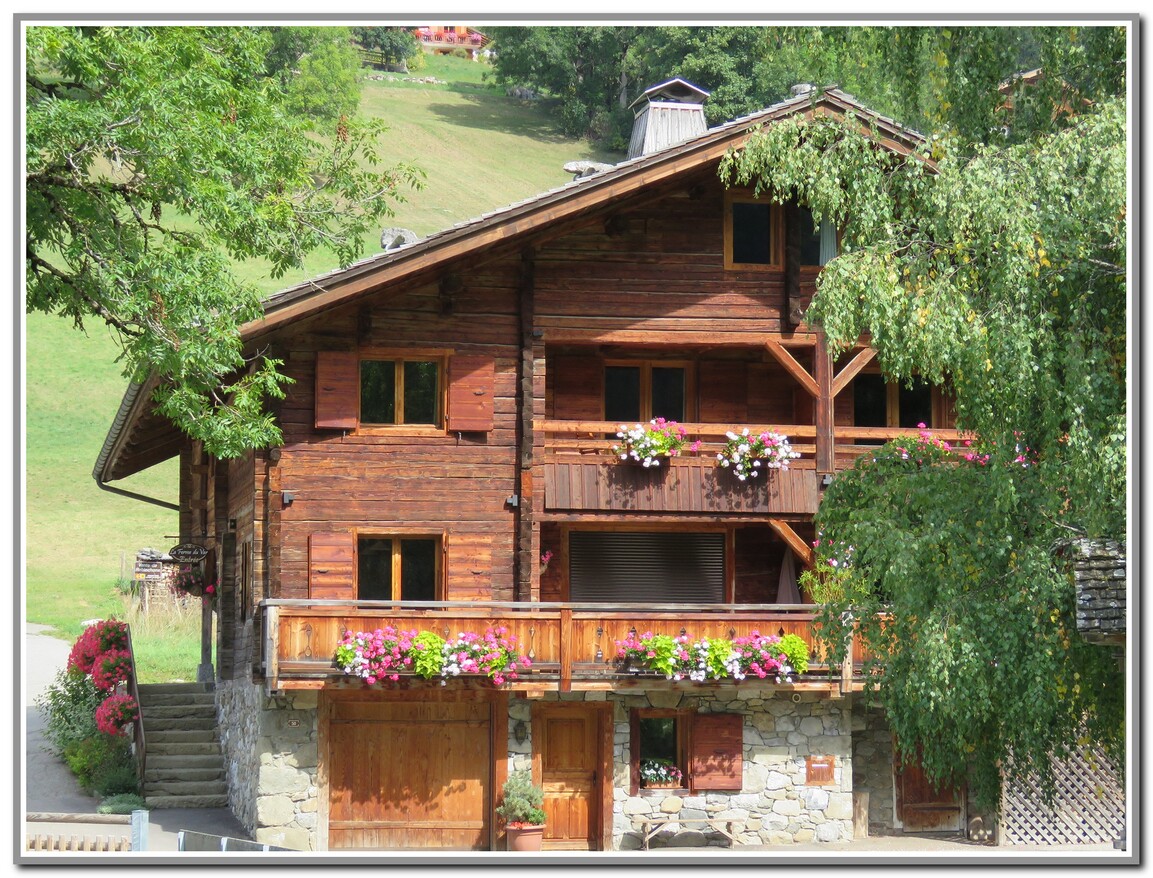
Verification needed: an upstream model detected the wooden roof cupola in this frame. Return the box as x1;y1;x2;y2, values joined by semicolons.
626;78;710;159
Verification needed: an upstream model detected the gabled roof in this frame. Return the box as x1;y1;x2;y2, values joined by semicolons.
95;87;925;484
628;78;710;109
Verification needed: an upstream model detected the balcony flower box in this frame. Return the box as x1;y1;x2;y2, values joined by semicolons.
611;419;700;468
716;428;800;480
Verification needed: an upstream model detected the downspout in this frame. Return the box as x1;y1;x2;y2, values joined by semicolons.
91;378;180;511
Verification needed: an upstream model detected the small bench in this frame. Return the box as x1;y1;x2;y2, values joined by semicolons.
638;816;737;850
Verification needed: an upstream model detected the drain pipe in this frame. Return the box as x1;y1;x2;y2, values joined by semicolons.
93;477;180;511
92;377;180;511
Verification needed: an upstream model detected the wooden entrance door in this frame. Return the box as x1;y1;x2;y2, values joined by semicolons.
327;696;492;850
894;749;965;833
536;704;602;850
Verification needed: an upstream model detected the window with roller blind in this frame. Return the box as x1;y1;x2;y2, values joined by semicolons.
568;531;725;604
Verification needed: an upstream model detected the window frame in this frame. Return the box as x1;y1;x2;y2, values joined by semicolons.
630;708;691;795
354;531;444;601
724;189;784;271
357;348;450;433
602;358;696;424
851;368;949;429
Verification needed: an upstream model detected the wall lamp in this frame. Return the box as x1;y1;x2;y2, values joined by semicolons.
513;721;528;744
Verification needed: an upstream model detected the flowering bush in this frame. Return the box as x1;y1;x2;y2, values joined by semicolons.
640;759;684;787
91;649;133;692
615;629;805;683
611;418;699;467
716;428;800;479
67;620;128;675
95;693;139;736
335;625;531;686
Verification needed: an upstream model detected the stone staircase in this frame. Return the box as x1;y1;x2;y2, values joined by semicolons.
137;683;228;809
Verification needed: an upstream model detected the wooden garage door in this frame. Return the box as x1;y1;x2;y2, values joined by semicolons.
328;699;491;850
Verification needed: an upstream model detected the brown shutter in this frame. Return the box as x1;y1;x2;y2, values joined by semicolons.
698;361;748;425
308;532;356;600
690;713;743;792
446;354;495;432
315;351;359;430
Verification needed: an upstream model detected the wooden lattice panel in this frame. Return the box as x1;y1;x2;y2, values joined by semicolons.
1001;746;1124;845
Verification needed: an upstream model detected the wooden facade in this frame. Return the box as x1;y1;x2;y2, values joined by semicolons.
96;88;955;850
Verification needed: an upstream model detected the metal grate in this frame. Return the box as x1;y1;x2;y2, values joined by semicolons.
1001;745;1125;845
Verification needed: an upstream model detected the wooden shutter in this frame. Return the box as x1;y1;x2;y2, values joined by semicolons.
315;351;359;430
446;354;495;432
308;532;356;600
690;713;743;792
697;361;748;424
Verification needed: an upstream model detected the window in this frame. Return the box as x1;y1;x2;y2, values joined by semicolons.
853;373;934;429
630;710;743;794
357;535;440;601
361;358;441;426
569;531;725;603
604;362;690;424
795;206;838;267
724;191;782;270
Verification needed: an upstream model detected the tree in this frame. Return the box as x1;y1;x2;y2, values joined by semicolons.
352;26;420;73
284;35;362;121
26;26;420;457
720;76;1127;811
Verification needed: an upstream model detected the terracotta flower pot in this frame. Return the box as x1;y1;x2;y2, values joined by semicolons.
506;824;545;851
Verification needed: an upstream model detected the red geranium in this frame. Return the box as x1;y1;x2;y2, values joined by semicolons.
95;693;139;736
67;620;128;675
91;649;133;691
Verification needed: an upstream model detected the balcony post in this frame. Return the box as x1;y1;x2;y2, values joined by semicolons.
814;330;835;474
515;247;538;602
559;607;573;692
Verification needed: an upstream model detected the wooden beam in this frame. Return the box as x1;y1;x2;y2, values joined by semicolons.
813;332;835;473
764;338;819;398
831;346;877;398
767;519;815;568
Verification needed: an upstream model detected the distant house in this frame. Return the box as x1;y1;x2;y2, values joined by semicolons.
97;84;1020;852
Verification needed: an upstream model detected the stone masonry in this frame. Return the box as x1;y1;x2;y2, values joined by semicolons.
1070;538;1127;644
850;698;895;833
217;678;320;851
506;689;854;849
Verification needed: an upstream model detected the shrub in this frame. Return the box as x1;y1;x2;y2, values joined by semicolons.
36;668;102;755
64;734;133;792
97;793;147;815
495;771;545;827
93;761;140;797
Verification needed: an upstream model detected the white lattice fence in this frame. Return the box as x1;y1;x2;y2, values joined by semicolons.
1001;746;1124;845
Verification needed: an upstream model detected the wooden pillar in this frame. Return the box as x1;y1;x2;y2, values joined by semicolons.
783;203;805;328
515;248;538;603
814;331;835;474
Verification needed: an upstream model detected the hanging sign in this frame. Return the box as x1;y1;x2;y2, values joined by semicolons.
169;543;209;563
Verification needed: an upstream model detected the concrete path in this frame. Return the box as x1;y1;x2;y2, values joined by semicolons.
23;622;251;854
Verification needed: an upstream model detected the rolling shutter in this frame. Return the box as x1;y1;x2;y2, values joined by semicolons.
308;532;356;600
568;532;724;604
446;354;495;432
690;713;743;792
315;351;359;430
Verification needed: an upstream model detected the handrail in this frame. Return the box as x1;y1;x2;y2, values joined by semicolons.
123;625;147;788
263;599;818;612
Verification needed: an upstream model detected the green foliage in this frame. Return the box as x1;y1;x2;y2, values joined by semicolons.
410;630;446;679
25;25;421;457
98;793;148;814
495;771;546;826
36;668;102;755
353;27;420;69
64;734;135;793
92;761;140;797
777;633;810;676
284;36;361;121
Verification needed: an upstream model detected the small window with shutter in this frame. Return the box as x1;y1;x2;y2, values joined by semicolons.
630;710;744;794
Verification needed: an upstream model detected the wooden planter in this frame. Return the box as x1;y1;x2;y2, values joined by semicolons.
643;782;682;791
506;824;545;851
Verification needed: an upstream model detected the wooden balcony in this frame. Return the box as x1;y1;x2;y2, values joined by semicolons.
260;600;870;697
538;420;965;516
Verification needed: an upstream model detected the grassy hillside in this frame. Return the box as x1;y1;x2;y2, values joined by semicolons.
24;51;621;676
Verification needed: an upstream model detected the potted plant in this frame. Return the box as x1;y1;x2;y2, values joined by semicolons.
496;770;546;851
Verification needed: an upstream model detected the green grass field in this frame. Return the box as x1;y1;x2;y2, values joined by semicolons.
24;50;620;680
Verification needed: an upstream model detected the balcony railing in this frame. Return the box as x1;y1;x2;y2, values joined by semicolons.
260;600;871;696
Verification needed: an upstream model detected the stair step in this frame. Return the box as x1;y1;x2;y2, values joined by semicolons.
142;717;218;732
140;704;217;719
145;766;225;783
146;729;219;744
147;741;223;757
146;794;229;810
137;683;214;695
145;779;228;797
147;754;229;770
137;693;218;708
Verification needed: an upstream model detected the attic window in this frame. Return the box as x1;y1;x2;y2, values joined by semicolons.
724;192;782;270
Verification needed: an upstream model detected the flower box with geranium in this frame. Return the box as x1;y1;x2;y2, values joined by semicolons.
640;758;684;789
615;629;807;683
716;428;799;480
611;418;699;467
335;625;531;686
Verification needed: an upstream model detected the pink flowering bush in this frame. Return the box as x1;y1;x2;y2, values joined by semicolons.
91;649;133;692
67;620;128;675
95;693;139;736
717;428;800;479
612;418;700;467
335;625;531;686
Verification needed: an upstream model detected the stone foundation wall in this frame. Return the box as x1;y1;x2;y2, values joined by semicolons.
507;689;853;849
851;699;895;832
217;680;320;851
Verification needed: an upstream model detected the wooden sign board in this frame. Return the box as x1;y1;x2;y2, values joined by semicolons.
169;543;209;563
806;755;835;786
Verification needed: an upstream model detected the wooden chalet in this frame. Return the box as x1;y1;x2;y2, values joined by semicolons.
95;85;968;851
